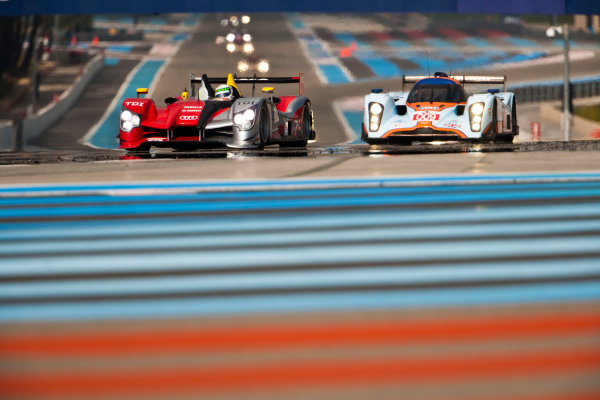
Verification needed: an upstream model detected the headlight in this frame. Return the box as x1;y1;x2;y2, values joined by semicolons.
469;102;485;132
234;108;257;130
257;60;269;73
471;103;484;115
243;34;252;42
369;103;383;114
226;43;236;53
368;102;384;132
120;109;140;132
237;60;249;73
121;110;132;122
243;43;254;54
243;109;255;120
226;33;235;43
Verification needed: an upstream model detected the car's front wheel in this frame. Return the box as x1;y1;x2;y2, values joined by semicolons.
257;105;270;148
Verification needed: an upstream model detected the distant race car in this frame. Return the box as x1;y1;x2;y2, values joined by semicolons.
119;73;316;151
362;72;519;144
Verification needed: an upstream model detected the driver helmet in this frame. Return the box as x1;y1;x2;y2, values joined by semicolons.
215;84;234;100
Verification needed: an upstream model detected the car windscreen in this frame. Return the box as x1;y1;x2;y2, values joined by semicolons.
407;83;467;103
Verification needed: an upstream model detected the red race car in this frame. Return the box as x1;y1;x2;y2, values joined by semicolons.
119;73;316;151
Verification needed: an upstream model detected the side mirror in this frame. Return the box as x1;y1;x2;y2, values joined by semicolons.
396;105;407;115
136;88;148;98
164;97;178;105
456;105;465;116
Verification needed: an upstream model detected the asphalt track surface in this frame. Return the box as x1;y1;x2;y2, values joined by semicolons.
1;13;600;400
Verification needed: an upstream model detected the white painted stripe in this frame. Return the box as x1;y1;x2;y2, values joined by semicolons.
1;219;598;256
1;236;599;277
1;258;599;300
3;202;600;240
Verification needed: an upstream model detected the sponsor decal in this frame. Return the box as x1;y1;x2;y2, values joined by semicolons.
238;100;256;105
392;122;403;129
413;111;440;121
179;115;198;121
124;101;144;107
418;106;440;110
443;121;462;129
182;107;203;113
147;138;166;142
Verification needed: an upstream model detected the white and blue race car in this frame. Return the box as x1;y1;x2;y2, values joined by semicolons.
362;72;519;144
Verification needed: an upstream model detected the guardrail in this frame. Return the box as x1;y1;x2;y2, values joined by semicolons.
512;78;600;103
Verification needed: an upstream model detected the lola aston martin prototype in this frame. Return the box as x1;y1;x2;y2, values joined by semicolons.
119;73;316;151
362;72;519;144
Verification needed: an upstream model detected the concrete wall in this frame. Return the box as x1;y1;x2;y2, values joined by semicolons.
0;53;104;152
22;53;105;148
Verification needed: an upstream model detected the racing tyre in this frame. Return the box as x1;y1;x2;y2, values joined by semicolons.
257;105;270;148
280;104;311;148
125;143;150;152
495;101;517;144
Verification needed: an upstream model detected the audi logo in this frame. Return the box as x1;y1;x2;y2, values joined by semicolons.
179;116;198;121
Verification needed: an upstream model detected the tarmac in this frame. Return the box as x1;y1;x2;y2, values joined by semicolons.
0;13;599;152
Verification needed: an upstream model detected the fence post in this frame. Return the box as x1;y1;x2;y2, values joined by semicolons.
12;111;25;152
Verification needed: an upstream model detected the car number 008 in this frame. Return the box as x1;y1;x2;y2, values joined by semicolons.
413;111;439;121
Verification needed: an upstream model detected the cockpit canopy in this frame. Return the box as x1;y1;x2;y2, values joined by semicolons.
407;78;467;104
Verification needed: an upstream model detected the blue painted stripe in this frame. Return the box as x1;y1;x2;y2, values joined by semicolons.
334;33;367;48
3;219;598;256
464;37;490;47
342;110;363;143
426;38;454;48
87;59;165;149
149;18;167;25
3;202;600;241
504;37;537;47
2;173;599;193
388;39;410;48
355;48;400;77
105;58;120;66
2;282;599;323
2;235;599;277
184;14;200;26
2;258;599;300
106;45;133;53
4;181;597;207
170;33;189;42
2;185;600;219
318;64;350;84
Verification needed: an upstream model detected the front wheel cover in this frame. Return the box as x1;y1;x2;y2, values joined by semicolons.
257;106;270;147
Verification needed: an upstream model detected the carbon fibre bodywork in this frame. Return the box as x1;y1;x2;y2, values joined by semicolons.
119;74;316;151
362;73;519;144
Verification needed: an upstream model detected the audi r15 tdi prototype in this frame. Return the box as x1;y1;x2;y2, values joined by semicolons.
119;73;316;151
362;72;519;144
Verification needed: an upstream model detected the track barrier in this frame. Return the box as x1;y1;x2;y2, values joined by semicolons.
531;121;541;142
512;78;600;104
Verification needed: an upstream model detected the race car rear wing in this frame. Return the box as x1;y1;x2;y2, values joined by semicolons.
190;73;304;97
401;75;506;92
